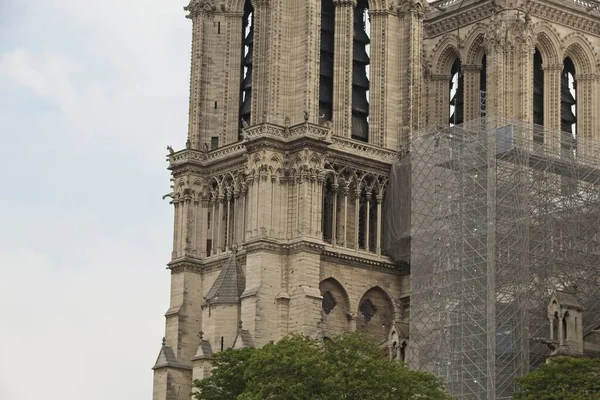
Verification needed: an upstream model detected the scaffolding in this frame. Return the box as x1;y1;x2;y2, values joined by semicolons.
405;116;600;400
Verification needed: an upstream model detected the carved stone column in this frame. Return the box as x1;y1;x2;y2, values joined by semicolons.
250;0;271;124
224;10;245;144
185;3;210;150
428;75;451;127
517;45;535;124
367;7;388;147
332;0;356;137
398;1;427;143
462;64;482;122
576;74;595;161
543;64;562;149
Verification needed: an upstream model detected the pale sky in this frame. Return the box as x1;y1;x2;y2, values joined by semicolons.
0;0;191;398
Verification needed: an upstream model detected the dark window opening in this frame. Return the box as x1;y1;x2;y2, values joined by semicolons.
322;181;334;243
240;1;254;134
206;239;212;257
358;189;375;251
533;49;544;143
351;0;370;142
319;0;335;124
561;57;577;194
561;57;577;149
480;55;487;118
210;136;219;150
400;342;407;362
359;298;377;322
358;190;367;250
322;291;337;314
449;58;464;126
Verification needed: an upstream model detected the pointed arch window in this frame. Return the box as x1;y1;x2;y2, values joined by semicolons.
561;57;577;154
533;49;544;143
352;0;370;142
449;59;464;126
320;0;335;124
479;55;487;118
240;0;254;130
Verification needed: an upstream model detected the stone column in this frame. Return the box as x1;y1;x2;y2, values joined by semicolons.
185;4;210;149
250;0;271;124
224;10;245;144
543;64;562;150
429;75;450;127
210;196;217;256
172;198;180;259
217;194;224;254
332;0;356;137
518;45;535;124
354;188;361;252
376;193;383;256
331;184;338;246
463;64;482;122
368;7;388;147
576;74;595;162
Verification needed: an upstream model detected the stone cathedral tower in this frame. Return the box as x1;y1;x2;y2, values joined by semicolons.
153;0;600;398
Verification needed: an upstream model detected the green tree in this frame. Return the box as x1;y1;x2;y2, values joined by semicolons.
513;357;600;400
192;332;453;400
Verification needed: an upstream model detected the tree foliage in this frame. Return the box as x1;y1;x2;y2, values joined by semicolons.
192;332;453;400
513;357;600;400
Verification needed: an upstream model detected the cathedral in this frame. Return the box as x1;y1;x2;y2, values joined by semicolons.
153;0;600;399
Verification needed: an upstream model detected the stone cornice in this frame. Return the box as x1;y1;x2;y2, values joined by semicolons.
424;0;600;38
321;247;410;276
325;151;393;176
152;360;193;371
424;0;495;38
168;142;247;169
329;136;400;165
243;122;333;143
168;252;247;274
529;0;600;36
244;237;326;256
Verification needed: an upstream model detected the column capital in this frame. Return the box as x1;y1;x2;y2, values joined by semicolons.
251;0;270;7
185;0;216;18
542;64;563;72
333;0;357;6
461;64;482;72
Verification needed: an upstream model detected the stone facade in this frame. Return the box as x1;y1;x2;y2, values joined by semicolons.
153;0;600;399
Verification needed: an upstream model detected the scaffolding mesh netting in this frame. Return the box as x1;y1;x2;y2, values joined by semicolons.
384;116;600;400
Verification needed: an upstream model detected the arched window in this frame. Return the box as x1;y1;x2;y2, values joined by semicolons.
240;0;254;130
563;312;569;340
322;180;335;243
351;0;370;142
561;57;576;153
319;0;335;124
533;49;544;143
479;55;487;118
449;58;464;126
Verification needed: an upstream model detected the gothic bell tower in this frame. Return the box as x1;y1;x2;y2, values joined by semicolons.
152;0;427;398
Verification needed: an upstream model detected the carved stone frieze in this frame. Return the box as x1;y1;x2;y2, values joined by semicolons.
321;248;409;276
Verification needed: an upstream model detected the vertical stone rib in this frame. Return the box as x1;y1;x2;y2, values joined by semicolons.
251;0;270;124
543;64;562;149
463;65;480;122
186;11;207;149
578;76;594;160
333;0;356;137
369;9;385;146
225;12;244;145
305;0;321;124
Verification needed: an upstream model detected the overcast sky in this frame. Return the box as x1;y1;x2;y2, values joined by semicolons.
0;0;191;398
